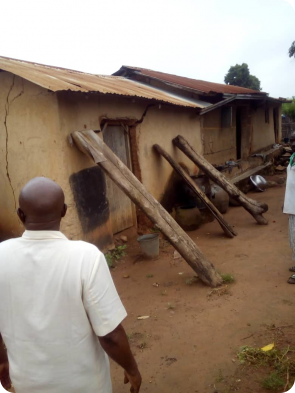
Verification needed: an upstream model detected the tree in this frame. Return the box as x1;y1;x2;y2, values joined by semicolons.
224;63;262;91
282;97;295;121
249;75;261;91
289;41;295;58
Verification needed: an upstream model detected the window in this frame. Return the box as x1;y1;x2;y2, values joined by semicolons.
265;107;269;123
221;107;232;128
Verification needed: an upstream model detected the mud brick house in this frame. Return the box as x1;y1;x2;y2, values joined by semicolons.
0;57;286;249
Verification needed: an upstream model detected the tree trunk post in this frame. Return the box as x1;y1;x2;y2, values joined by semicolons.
71;130;223;287
173;135;268;225
153;144;237;238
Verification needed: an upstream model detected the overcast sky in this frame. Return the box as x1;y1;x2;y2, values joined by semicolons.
0;0;294;98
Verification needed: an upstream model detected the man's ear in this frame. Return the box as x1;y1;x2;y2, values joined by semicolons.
61;204;67;218
17;208;26;224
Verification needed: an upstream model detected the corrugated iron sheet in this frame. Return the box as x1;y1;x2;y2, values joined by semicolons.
0;56;206;109
115;66;267;95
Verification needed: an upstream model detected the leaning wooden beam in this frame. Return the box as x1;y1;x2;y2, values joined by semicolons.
71;130;222;287
173;135;268;225
153;144;237;238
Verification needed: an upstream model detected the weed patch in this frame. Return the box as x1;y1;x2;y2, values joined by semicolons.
221;273;235;284
105;245;127;268
237;345;295;390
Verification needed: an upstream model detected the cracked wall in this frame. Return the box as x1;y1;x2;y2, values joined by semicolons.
0;71;203;246
0;72;83;241
0;73;24;239
136;105;201;202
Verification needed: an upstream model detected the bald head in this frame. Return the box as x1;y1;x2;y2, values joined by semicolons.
18;177;67;230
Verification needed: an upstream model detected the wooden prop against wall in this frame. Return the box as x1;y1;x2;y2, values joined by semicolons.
71;130;222;288
173;135;268;225
153;144;237;238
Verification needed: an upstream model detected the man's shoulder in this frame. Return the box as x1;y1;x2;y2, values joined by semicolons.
68;240;103;257
0;237;23;249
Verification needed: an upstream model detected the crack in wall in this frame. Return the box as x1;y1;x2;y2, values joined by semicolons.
136;104;155;125
4;76;24;211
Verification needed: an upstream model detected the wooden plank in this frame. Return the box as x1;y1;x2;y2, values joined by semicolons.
71;130;223;287
232;162;272;184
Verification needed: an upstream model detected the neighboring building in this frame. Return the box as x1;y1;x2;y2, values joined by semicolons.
0;57;286;249
114;66;284;170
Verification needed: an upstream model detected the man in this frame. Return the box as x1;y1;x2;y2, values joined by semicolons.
284;133;295;284
0;177;141;392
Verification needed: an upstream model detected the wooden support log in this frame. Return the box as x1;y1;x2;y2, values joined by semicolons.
173;135;268;225
71;130;222;287
153;144;237;238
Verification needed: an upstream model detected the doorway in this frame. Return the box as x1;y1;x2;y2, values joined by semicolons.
103;125;134;234
273;107;279;143
236;107;242;160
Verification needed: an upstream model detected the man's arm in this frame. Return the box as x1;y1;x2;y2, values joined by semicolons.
0;334;7;364
0;333;11;390
98;324;141;393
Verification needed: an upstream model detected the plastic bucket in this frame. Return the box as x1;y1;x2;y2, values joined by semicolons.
137;233;159;258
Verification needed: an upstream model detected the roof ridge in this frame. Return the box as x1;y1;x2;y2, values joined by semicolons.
121;65;266;95
123;65;225;85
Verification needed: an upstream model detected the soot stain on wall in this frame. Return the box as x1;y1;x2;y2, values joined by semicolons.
70;167;110;233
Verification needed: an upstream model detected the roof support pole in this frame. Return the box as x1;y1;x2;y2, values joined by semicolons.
153;144;237;238
71;130;222;288
173;135;268;225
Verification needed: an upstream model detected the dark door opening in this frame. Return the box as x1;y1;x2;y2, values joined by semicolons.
236;107;242;160
273;107;279;143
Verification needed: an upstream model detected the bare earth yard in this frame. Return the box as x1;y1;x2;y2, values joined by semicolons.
110;179;295;393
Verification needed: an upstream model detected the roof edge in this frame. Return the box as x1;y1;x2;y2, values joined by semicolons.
114;65;268;96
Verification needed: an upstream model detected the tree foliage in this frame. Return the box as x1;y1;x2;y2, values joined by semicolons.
289;41;295;58
224;63;261;91
282;97;295;121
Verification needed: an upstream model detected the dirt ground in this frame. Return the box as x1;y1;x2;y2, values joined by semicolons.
110;176;295;393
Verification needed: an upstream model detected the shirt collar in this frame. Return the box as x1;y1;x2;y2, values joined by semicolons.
22;230;68;240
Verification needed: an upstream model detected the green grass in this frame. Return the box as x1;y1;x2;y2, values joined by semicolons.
105;253;114;267
262;372;285;390
146;274;154;278
237;345;295;390
221;273;235;284
105;245;127;268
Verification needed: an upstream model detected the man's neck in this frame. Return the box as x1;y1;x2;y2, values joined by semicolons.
24;221;61;231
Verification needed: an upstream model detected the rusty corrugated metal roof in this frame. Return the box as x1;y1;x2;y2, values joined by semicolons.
0;56;207;109
115;66;267;95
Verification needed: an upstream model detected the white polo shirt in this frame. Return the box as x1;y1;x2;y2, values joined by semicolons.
0;230;127;393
